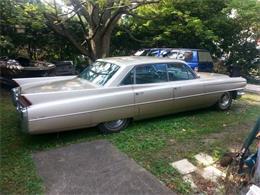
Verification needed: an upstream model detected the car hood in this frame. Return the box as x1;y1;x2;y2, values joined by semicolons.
22;77;96;94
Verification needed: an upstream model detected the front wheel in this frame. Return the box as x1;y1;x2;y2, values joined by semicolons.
216;92;232;111
98;119;130;134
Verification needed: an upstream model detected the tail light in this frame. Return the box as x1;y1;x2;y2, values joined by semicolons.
20;96;32;107
13;80;20;87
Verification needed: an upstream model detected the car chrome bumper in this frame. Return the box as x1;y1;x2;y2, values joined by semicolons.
237;90;245;97
235;90;245;99
20;108;29;133
11;87;21;106
11;87;29;132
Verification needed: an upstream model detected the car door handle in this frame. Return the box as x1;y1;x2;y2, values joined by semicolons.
135;92;144;95
173;87;181;90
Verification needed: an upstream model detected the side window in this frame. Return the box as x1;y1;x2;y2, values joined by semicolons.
167;51;179;59
147;50;159;57
183;51;193;62
167;63;195;81
121;70;134;85
135;64;168;84
198;51;212;62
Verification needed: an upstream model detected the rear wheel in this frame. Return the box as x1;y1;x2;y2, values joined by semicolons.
216;92;232;111
98;119;130;133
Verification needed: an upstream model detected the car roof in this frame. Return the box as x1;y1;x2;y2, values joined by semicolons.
170;48;209;52
137;48;209;52
97;56;185;67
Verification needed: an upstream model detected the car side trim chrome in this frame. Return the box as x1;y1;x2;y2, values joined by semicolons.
29;87;244;122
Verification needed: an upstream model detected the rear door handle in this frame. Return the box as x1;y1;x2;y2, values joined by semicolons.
135;92;144;95
173;87;181;90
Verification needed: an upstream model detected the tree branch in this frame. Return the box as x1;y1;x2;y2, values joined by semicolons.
120;26;153;43
127;12;157;20
45;13;89;56
101;0;159;37
69;0;93;26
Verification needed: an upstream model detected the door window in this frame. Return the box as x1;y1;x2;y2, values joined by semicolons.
167;63;195;81
121;70;134;85
135;64;168;84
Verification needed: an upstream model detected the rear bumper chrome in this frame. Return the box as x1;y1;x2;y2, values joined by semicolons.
11;87;29;132
20;108;29;133
11;87;21;106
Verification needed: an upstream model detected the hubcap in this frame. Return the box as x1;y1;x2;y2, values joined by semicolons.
220;93;230;107
104;119;124;130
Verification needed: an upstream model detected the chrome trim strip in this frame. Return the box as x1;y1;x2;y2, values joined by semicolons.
21;108;29;132
30;103;136;122
29;87;245;122
11;87;20;106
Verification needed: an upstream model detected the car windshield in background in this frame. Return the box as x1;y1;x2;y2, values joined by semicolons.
79;61;120;86
134;49;150;56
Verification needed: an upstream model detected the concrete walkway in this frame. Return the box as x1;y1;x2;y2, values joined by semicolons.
245;84;260;94
33;140;174;195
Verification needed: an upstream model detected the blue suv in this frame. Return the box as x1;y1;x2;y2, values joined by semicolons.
134;48;214;72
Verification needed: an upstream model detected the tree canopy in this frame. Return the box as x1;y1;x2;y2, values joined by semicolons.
0;0;80;61
0;0;259;75
44;0;159;62
112;0;259;74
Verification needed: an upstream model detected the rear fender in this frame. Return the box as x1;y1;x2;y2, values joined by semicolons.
13;76;76;87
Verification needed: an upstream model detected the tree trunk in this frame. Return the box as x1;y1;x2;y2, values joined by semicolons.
45;1;159;63
89;30;112;61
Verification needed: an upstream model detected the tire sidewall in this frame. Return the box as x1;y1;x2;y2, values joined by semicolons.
98;119;130;133
217;92;232;111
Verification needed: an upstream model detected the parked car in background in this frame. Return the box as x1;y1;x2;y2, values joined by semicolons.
54;61;75;76
134;48;169;57
0;57;56;86
12;56;246;134
134;48;214;72
0;58;76;87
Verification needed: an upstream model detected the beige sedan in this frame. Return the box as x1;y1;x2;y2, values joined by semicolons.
12;56;246;134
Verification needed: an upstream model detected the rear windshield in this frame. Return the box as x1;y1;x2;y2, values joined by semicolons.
198;51;213;62
79;61;120;86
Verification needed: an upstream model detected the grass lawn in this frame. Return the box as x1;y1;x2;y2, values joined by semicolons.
1;89;260;194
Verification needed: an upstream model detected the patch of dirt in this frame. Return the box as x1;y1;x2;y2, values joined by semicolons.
222;161;251;195
201;121;254;151
191;172;217;195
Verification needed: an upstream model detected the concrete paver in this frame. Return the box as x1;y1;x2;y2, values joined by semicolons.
199;166;225;182
170;159;197;175
194;153;214;166
182;174;198;190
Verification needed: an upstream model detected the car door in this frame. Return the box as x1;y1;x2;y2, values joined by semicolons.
133;63;174;119
167;62;208;112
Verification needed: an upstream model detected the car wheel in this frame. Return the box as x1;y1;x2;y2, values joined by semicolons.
216;92;232;111
98;119;130;133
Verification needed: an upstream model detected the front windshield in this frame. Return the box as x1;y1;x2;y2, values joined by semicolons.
79;61;120;86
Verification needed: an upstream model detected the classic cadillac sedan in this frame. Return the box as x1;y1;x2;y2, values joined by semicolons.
12;56;246;134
